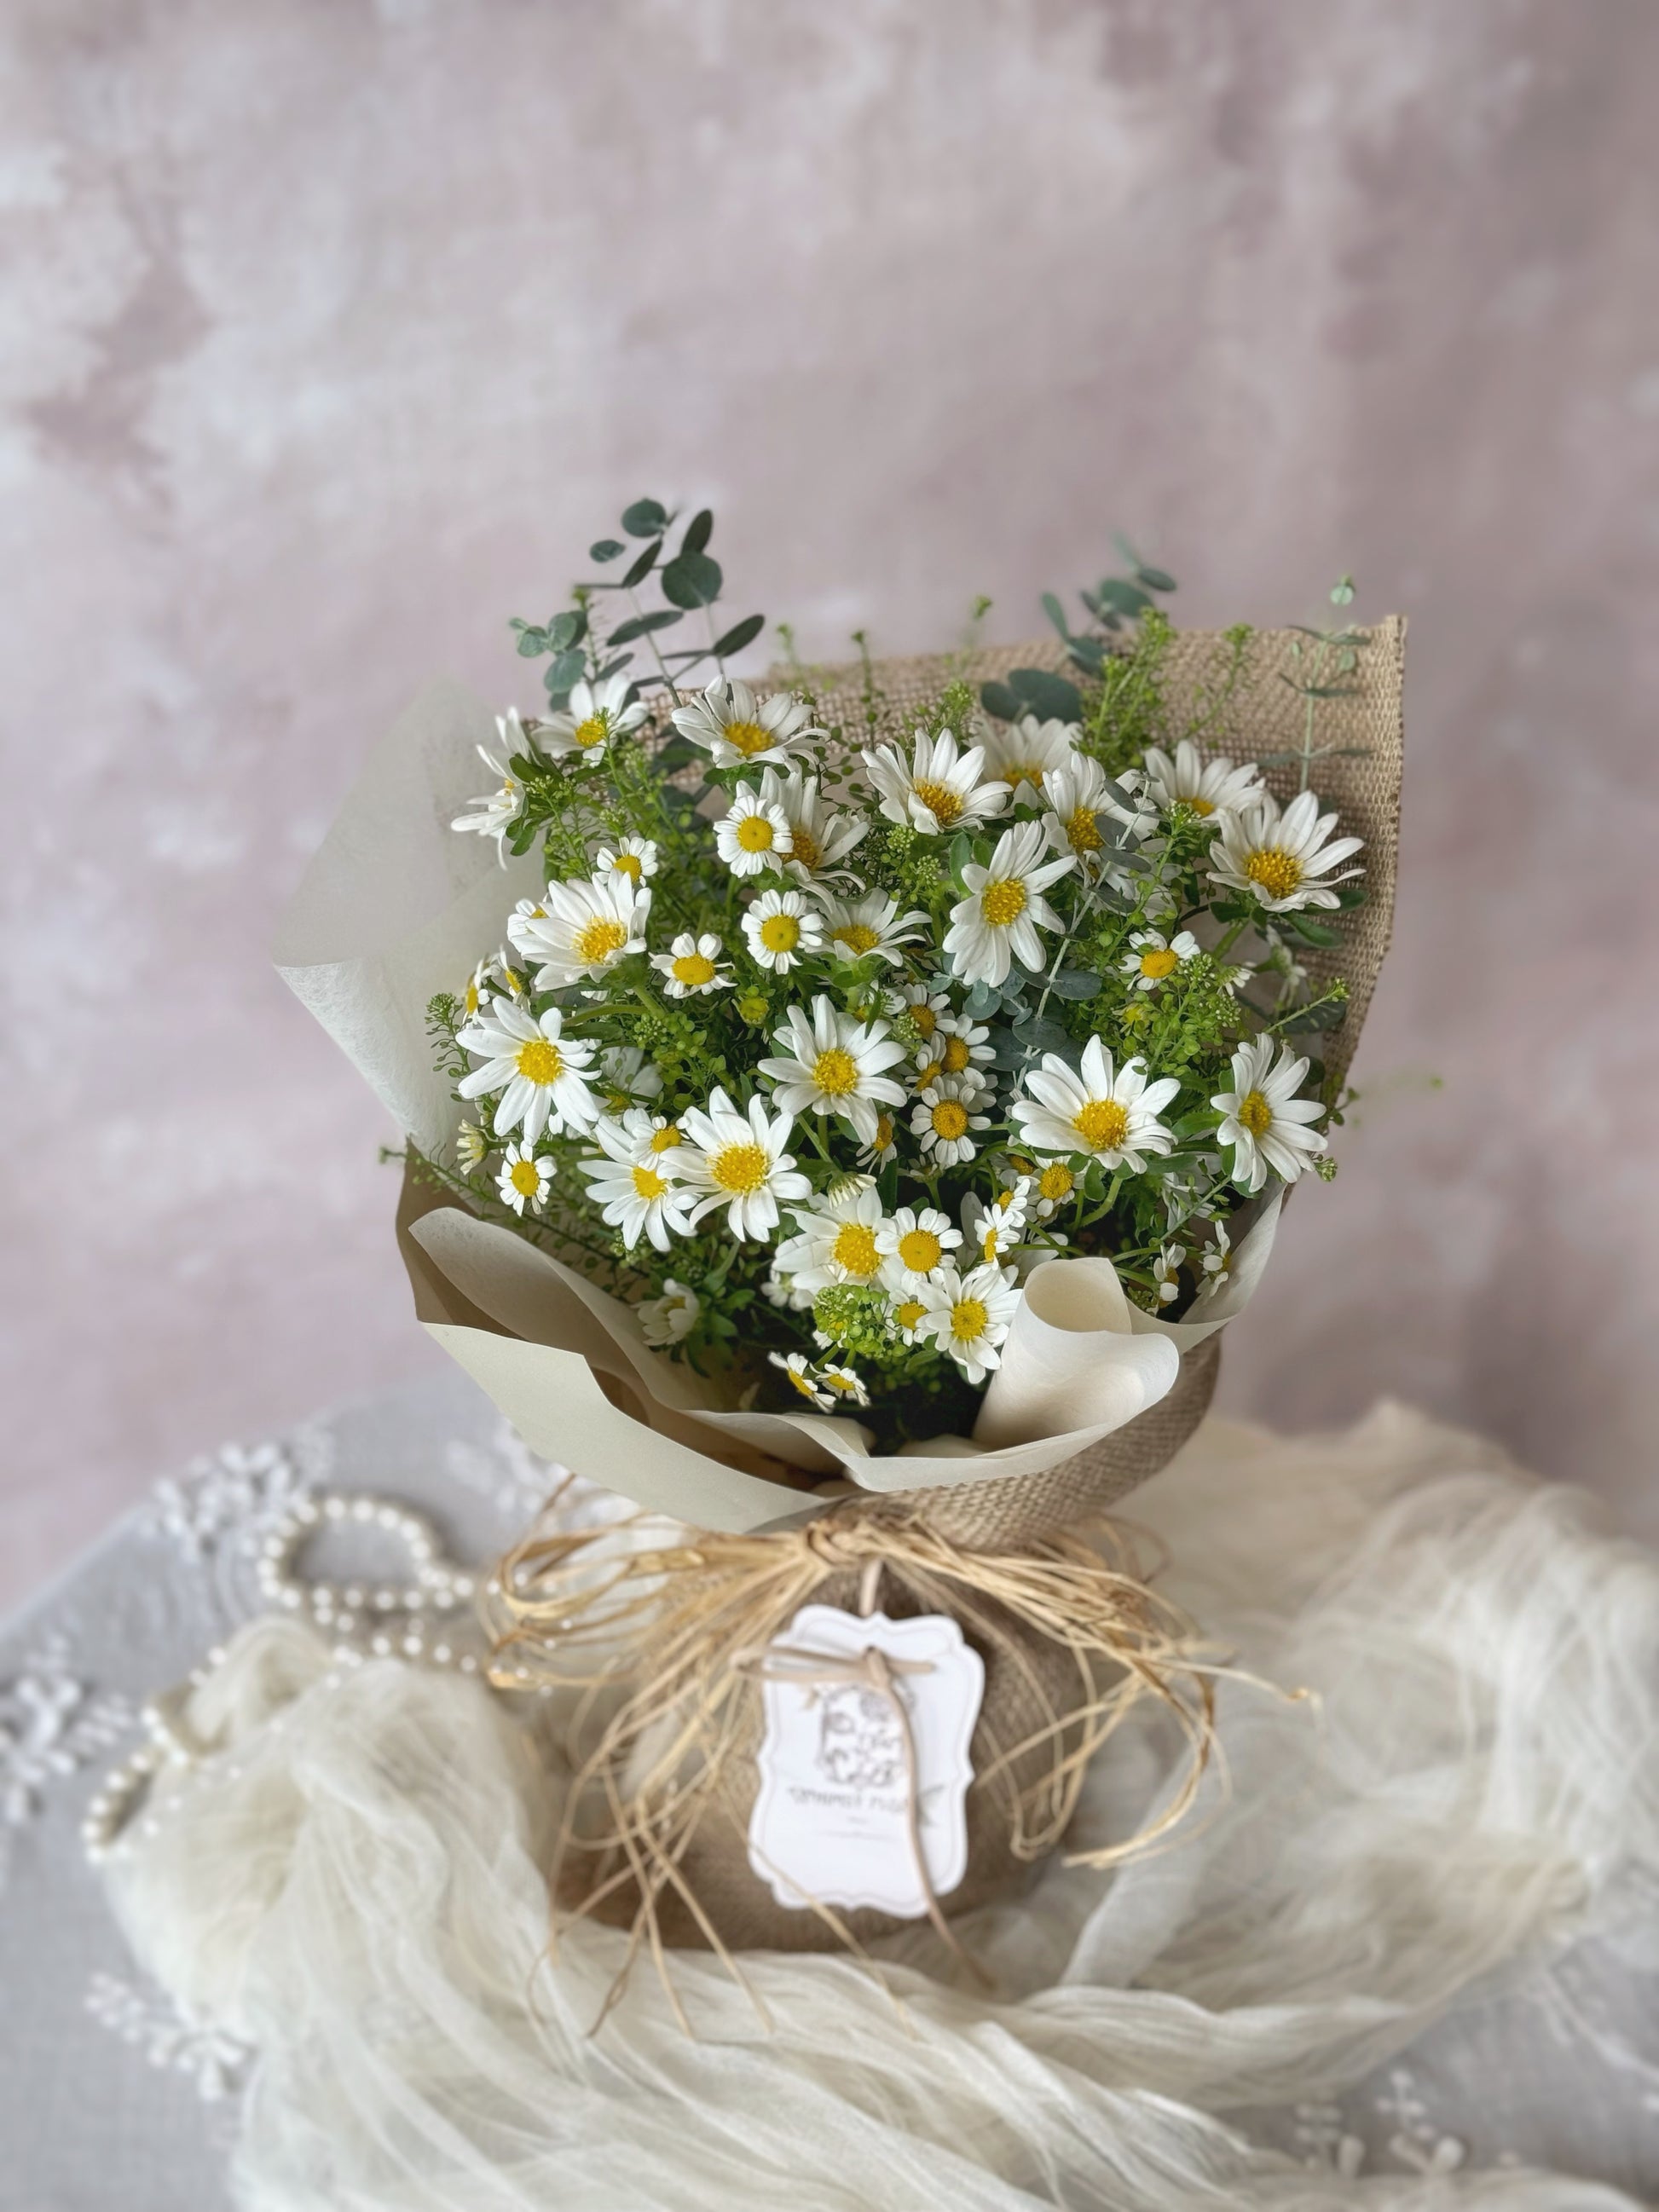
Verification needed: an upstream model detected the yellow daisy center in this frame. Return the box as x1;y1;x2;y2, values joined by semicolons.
1139;947;1180;981
872;1113;893;1151
759;914;800;954
572;716;608;748
610;852;643;881
722;719;773;757
1007;760;1044;788
824;1372;860;1396
831;1222;881;1277
630;1164;668;1200
509;1159;541;1197
464;981;481;1016
895;1299;926;1331
910;1003;938;1038
1245;847;1304;901
736;814;777;852
898;1227;942;1273
709;1142;770;1194
980;878;1028;927
1238;1089;1275;1137
812;1047;860;1097
950;1297;989;1343
981;1227;1001;1261
833;923;881;956
502;967;525;994
911;779;963;826
649;1123;681;1152
1038;1163;1073;1203
788;823;822;869
785;1364;819;1398
1072;1099;1130;1151
574;918;627;965
1066;806;1102;853
672;951;717;987
930;1100;969;1141
515;1038;564;1086
940;1035;971;1073
1185;794;1215;817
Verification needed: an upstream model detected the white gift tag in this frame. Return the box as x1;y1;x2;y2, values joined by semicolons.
746;1605;985;1916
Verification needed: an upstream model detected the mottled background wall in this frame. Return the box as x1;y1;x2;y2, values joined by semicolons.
5;0;1658;1608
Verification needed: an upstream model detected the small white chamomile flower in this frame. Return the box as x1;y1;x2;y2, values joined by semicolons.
772;768;868;883
714;784;795;876
1012;1037;1179;1171
672;678;824;769
1211;1038;1327;1193
979;713;1078;797
862;726;1009;837
594;835;658;886
539;674;647;761
496;1139;556;1216
581;1117;698;1253
917;1262;1021;1385
1038;755;1134;875
1122;928;1200;991
1140;740;1266;821
858;1112;899;1169
915;1013;995;1090
742;887;826;974
818;1363;870;1410
1207;788;1364;913
1152;1244;1187;1305
961;1180;1031;1268
508;872;651;988
944;820;1075;988
775;1181;889;1293
598;1044;664;1109
652;932;733;997
454;1121;490;1170
814;888;928;967
911;1075;992;1168
678;1089;812;1240
770;1351;835;1411
892;983;951;1043
1026;1158;1078;1218
457;1002;600;1142
889;1293;932;1344
876;1205;962;1292
758;996;909;1146
450;714;529;858
639;1279;700;1347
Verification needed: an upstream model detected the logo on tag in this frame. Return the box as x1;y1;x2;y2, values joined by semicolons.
747;1606;985;1916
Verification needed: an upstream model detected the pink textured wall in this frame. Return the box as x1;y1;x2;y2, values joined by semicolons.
5;0;1658;1607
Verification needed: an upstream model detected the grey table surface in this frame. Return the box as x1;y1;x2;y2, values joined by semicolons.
3;1370;1656;2211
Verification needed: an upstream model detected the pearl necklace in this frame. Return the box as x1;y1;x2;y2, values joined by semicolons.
84;1487;502;1867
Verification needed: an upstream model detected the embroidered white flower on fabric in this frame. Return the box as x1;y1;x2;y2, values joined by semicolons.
742;887;827;973
772;768;868;883
911;1075;992;1167
671;678;824;769
496;1139;557;1216
457;1002;599;1141
814;888;928;968
961;1180;1030;1268
678;1089;812;1239
1122;927;1200;991
758;996;909;1145
862;727;1009;836
1152;1244;1186;1305
1197;1218;1233;1294
1012;1037;1179;1170
944;820;1074;987
1212;1037;1327;1193
714;784;795;876
1208;788;1365;913
1039;755;1132;875
639;1278;700;1347
581;1118;697;1251
450;715;528;856
776;1181;889;1292
508;872;651;987
917;1262;1020;1384
916;1013;995;1091
652;931;733;997
876;1204;962;1291
770;1351;834;1410
980;713;1078;797
1141;740;1266;821
538;673;648;761
819;1362;870;1410
594;835;659;886
454;1120;490;1170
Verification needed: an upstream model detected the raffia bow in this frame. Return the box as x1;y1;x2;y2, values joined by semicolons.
488;1487;1233;2023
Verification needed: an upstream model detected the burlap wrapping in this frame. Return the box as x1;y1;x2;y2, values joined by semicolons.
433;619;1404;1955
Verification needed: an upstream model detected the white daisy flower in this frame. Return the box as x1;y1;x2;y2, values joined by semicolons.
714;784;795;877
861;726;1009;837
460;956;498;1025
671;678;824;769
915;1012;996;1091
761;1268;816;1313
652;931;733;998
581;1117;698;1253
496;1139;557;1216
1152;1244;1187;1305
876;1204;963;1292
769;1351;834;1411
508;873;651;988
889;1292;932;1344
742;887;826;974
1039;755;1134;875
1197;1218;1232;1295
450;715;528;857
858;1111;899;1169
758;996;909;1145
1207;788;1365;913
917;1262;1021;1385
1141;741;1266;821
598;1044;664;1110
1024;1158;1078;1219
538;673;648;761
772;768;868;883
639;1278;699;1347
495;950;530;999
1011;1037;1180;1170
456;1002;600;1141
678;1088;812;1239
892;983;952;1044
819;1363;870;1410
775;1181;889;1292
911;1075;992;1167
980;713;1078;798
814;888;928;967
454;1120;490;1170
1211;1037;1327;1193
593;835;659;887
944;819;1075;988
961;1179;1030;1268
1121;928;1200;991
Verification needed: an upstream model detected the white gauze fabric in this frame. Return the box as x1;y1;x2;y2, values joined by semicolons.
103;1405;1659;2211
